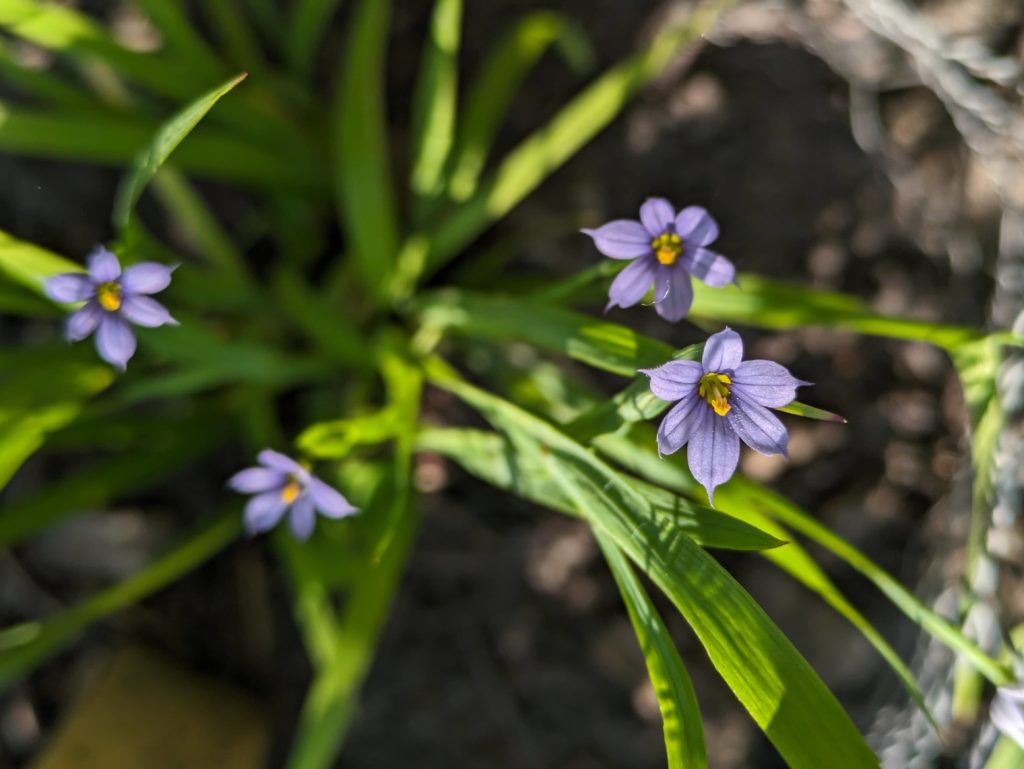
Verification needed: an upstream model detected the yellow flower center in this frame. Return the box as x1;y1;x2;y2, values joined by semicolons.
95;281;122;312
280;478;302;504
651;232;683;265
698;372;733;416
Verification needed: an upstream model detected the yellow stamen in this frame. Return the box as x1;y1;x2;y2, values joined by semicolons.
698;372;733;416
651;232;683;265
95;281;122;312
280;479;302;504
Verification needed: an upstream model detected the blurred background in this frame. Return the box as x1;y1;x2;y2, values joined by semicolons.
2;0;1024;767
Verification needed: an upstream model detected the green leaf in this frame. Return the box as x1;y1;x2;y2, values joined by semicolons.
593;428;939;731
0;408;228;547
286;0;346;79
427;360;880;768
592;424;1012;686
0;0;203;102
417;289;674;376
418;426;783;552
285;355;422;768
298;411;400;459
447;11;594;202
0;512;239;688
688;276;985;351
333;0;399;303
0;349;114;489
394;1;735;293
409;0;462;201
416;289;827;419
0;107;327;191
596;530;706;768
0;229;81;297
131;0;225;78
113;72;247;232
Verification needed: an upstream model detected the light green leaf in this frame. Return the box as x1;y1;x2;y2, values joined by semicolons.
113;72;247;231
410;0;462;201
596;529;706;768
592;424;1012;686
0;512;239;688
0;229;80;296
447;11;593;201
418;426;783;552
333;0;399;303
0;350;114;489
593;428;938;730
427;360;880;768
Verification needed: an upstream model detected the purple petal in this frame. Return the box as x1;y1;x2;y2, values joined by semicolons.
653;266;694;322
120;295;177;328
94;314;137;370
45;273;94;303
991;687;1024;746
121;262;176;295
582;220;652;259
86;246;121;283
65;302;103;342
228;467;287;494
702;327;743;373
288;494;317;541
640;359;703;401
683;246;735;288
606;256;657;310
686;408;740;505
308;477;358;519
727;396;788;456
639;198;675;237
656;396;705;455
732;359;807;408
244;491;289;535
674;207;719;246
257;449;306;478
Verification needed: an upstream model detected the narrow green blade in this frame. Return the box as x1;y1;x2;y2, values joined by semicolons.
333;0;399;303
409;0;462;201
113;72;247;232
427;361;880;768
0;513;239;688
596;530;707;768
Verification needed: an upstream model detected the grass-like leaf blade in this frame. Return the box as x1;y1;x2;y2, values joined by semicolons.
112;72;247;231
595;529;707;768
334;0;400;303
427;360;880;768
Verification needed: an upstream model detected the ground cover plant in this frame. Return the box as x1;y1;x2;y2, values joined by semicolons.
1;1;1023;767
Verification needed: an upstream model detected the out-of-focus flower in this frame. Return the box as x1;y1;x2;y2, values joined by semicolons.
44;246;177;370
582;198;735;322
640;327;808;503
991;685;1024;748
228;449;358;541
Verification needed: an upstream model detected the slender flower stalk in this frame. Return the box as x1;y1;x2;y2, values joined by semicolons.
641;327;809;503
228;449;358;541
582;197;735;322
44;246;177;370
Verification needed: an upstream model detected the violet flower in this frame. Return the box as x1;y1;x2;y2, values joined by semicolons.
44;246;177;370
991;685;1024;748
582;198;735;322
640;328;808;504
228;449;358;541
